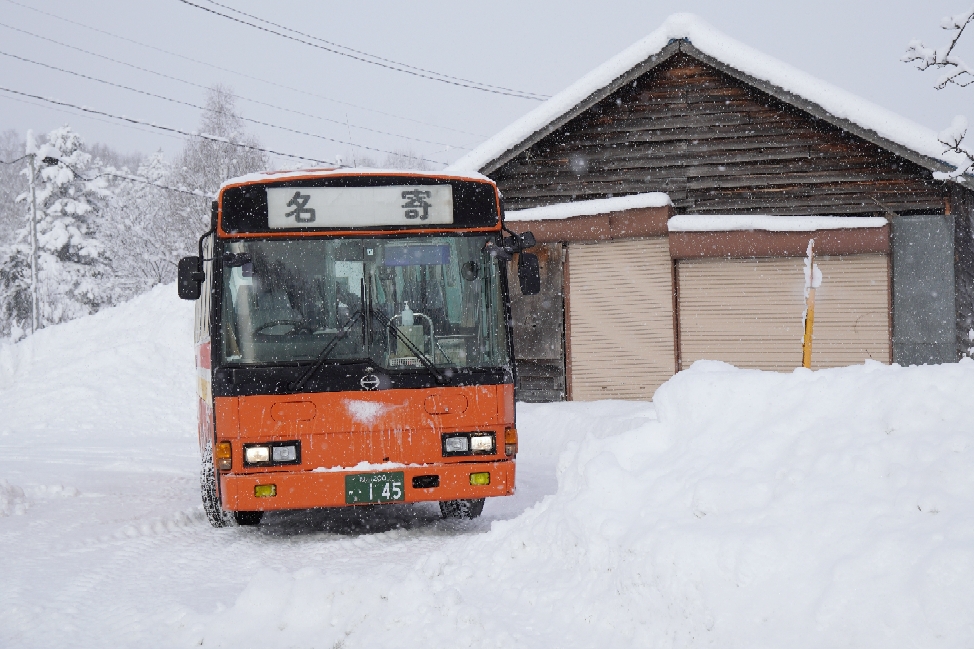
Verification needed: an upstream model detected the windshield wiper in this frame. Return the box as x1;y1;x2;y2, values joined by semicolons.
289;311;364;391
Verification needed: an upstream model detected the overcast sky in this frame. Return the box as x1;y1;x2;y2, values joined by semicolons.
0;0;970;169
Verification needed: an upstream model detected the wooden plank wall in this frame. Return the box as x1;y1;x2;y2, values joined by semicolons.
492;53;946;216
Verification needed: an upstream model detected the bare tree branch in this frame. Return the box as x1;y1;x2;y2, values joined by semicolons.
904;7;974;88
905;7;974;177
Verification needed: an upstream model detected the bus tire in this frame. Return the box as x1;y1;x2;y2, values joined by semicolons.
439;498;485;519
233;511;263;526
200;446;235;528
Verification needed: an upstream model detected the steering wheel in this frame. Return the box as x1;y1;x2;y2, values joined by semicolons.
252;319;316;336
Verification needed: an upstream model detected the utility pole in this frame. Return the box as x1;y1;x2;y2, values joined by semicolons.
27;151;39;334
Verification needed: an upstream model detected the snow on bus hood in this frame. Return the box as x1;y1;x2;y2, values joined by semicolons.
186;358;974;648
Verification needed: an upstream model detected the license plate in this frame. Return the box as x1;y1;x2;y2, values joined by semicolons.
344;471;405;504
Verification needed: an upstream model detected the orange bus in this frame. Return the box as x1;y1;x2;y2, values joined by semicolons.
177;169;539;527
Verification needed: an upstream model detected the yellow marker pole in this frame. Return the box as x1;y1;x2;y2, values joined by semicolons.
802;241;816;369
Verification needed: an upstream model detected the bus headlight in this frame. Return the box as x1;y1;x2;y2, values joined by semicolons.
444;436;469;454
272;445;297;462
245;446;270;464
243;442;301;466
442;432;496;456
470;434;494;453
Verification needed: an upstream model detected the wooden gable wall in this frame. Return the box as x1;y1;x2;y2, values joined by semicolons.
491;53;947;216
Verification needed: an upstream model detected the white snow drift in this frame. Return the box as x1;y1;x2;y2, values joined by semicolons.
2;285;973;648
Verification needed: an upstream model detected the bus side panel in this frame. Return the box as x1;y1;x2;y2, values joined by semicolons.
194;234;215;456
196;341;213;453
502;382;514;424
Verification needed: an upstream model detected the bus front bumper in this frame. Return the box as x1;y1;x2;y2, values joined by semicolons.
220;459;515;511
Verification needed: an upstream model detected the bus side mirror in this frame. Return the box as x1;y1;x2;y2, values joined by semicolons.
178;256;203;300
518;252;541;296
518;231;536;249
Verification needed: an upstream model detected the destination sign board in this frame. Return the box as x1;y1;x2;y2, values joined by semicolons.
266;185;453;229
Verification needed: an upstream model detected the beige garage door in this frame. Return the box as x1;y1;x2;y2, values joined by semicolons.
568;238;675;400
677;255;890;371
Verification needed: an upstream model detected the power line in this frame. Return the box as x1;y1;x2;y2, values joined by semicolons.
177;0;548;101
198;0;550;101
0;91;188;143
69;165;211;198
0;21;467;153
41;156;211;198
0;49;449;166
0;85;332;164
1;155;28;165
0;0;486;138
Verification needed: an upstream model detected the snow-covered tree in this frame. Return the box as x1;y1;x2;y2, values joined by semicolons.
0;130;27;252
167;85;268;237
99;152;190;299
0;127;115;338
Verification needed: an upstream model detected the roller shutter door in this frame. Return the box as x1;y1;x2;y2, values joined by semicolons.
677;255;890;371
567;238;675;400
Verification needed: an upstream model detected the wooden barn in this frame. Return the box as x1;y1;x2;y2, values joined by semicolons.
450;16;974;402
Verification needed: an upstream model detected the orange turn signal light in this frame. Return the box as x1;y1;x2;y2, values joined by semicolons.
504;428;518;457
215;441;232;471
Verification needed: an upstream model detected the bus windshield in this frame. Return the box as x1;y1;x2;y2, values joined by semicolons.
220;235;509;370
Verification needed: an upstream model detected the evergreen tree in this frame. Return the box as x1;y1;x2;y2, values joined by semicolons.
0;86;270;339
0;127;115;337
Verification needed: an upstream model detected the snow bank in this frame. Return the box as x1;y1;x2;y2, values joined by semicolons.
450;13;969;178
0;283;196;443
187;360;974;648
6;281;972;648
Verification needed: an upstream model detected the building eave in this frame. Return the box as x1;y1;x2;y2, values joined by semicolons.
477;40;682;176
467;28;974;193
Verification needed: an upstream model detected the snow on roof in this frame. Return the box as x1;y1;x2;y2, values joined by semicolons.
506;192;670;221
668;215;888;232
449;14;969;178
220;167;492;191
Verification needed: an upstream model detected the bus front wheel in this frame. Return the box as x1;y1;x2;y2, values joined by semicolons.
439;498;485;519
200;445;235;528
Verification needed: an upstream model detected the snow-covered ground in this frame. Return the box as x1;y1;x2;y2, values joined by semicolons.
2;285;973;648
